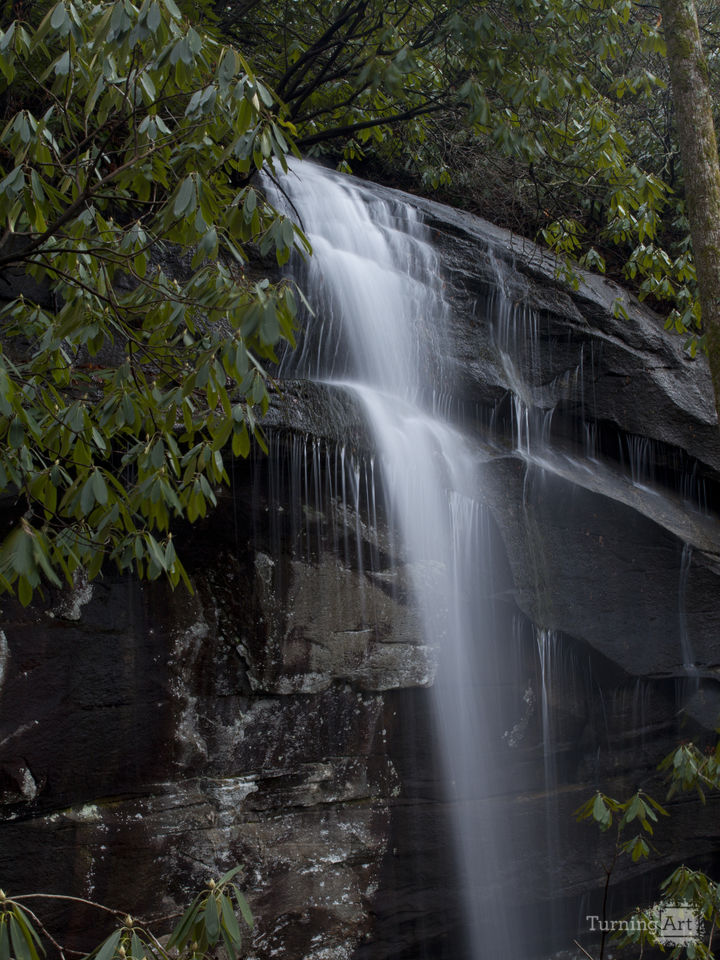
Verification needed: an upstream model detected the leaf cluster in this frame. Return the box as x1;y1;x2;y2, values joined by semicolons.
0;867;253;960
575;788;668;862
0;0;310;601
576;732;720;959
659;740;720;801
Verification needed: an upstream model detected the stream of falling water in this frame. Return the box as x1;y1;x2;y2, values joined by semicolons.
268;159;519;958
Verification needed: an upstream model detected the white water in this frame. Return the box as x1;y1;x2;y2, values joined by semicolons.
270;160;518;958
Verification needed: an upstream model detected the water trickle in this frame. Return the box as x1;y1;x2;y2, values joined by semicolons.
536;629;559;797
678;543;698;679
268;159;519;959
488;254;595;461
263;430;382;577
490;270;543;456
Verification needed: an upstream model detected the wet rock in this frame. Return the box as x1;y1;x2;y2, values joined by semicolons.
262;380;369;445
0;758;38;804
243;552;433;693
337;174;720;475
478;454;720;678
0;560;398;958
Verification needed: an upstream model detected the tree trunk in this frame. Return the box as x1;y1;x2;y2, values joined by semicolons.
661;0;720;425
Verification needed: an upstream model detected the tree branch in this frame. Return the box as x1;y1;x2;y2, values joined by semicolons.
297;98;449;147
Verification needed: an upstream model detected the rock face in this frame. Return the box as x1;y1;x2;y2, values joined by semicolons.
2;169;720;960
412;190;720;477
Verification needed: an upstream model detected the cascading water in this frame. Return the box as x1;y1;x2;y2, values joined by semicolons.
260;158;716;960
267;160;520;958
483;238;715;958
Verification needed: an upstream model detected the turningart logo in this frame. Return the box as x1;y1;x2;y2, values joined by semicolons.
585;900;704;947
650;900;705;946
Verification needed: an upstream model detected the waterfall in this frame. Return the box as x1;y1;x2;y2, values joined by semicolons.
261;158;712;959
268;160;519;958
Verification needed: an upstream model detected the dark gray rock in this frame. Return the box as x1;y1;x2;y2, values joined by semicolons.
0;555;398;958
431;199;720;475
263;380;368;445
477;453;720;678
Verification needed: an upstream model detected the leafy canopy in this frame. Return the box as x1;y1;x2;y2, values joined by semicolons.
229;0;701;350
0;0;713;605
0;0;308;603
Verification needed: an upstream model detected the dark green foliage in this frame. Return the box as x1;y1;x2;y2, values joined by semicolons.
0;0;717;600
0;869;253;960
0;0;309;602
226;0;707;351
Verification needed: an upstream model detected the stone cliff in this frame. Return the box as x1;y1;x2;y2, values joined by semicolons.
1;171;719;960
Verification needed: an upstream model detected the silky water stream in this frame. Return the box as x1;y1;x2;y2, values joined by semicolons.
264;159;525;959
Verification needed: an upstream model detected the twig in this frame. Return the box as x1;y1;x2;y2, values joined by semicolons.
12;892;124;916
10;901;76;959
573;939;597;960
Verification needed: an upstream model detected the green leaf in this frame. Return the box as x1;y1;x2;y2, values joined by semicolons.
163;0;182;18
220;926;238;960
32;534;62;588
5;525;35;579
186;26;202;54
646;795;669;817
232;421;250;458
8;915;31;960
0;166;24;198
631;837;649;862
80;477;96;515
130;931;144;960
150;440;165;469
54;50;71;76
592;793;611;828
167;890;203;948
220;892;243;943
218;865;245;887
174;176;195;217
91;470;108;506
10;907;43;959
147;1;161;32
94;928;123;960
17;576;32;607
146;534;167;571
8;418;24;448
624;793;641;823
138;71;156;101
204;894;220;941
50;3;68;30
218;48;239;84
232;885;254;929
0;919;10;960
255;80;273;107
